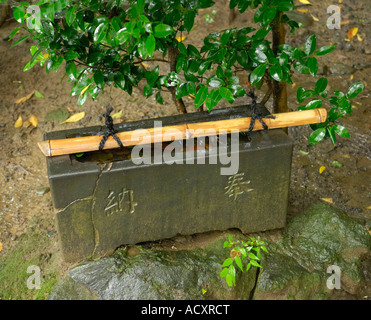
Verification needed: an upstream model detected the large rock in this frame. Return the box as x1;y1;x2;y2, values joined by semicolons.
48;203;371;300
48;232;258;300
254;203;371;299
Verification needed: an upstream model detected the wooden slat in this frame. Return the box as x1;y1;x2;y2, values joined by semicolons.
38;108;327;157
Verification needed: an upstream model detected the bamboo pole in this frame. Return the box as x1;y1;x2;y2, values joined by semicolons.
38;108;327;157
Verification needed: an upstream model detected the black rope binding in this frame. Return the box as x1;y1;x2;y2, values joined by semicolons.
98;106;124;150
246;89;275;133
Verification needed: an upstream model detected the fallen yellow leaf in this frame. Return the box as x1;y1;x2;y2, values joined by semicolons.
347;27;358;39
356;34;363;41
141;62;150;69
298;0;311;4
29;114;38;127
14;115;23;128
60;112;85;124
365;205;371;210
319;166;326;174
176;36;186;42
338;0;343;3
340;20;350;26
311;14;319;22
111;110;123;119
321;198;333;204
15;91;34;104
0;241;2;252
296;8;308;13
43;53;49;59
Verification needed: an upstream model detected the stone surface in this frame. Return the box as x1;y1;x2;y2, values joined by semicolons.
254;203;371;299
45;105;293;262
48;203;371;300
48;233;257;300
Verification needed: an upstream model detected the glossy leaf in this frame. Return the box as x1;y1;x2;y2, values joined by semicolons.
315;45;335;56
304;34;317;55
194;85;208;109
250;63;266;85
154;24;173;38
315;77;328;93
308;127;326;145
333;124;350;138
346;82;364;99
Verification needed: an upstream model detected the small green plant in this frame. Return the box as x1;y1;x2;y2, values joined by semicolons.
220;234;267;287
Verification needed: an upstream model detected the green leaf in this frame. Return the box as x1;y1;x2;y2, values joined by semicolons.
333;124;350;138
261;7;277;27
187;44;201;58
184;10;196;32
207;75;224;88
34;90;44;98
155;91;164;104
205;88;222;111
94;70;104;85
94;22;108;43
66;6;76;26
235;256;243;271
154;24;173;38
346;82;364;99
220;268;229;278
194;85;208;109
219;87;234;103
8;27;20;41
222;258;233;267
307;57;318;76
308;127;326;145
11;35;29;47
66;61;77;81
304;34;317;55
297;87;316;103
246;262;251;272
327;126;336;145
315;45;335;56
304;99;322;110
315;77;328;93
145;34;156;58
269;63;283;82
250;260;262;268
250;63;266;85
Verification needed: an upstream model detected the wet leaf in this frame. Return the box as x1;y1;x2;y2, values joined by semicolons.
321;198;333;204
15;91;34;104
111;110;123;119
319;166;326;174
311;14;319;22
34;90;44;98
14;115;23;128
60;112;85;124
347;27;358;39
44;108;70;123
331;160;342;168
175;36;186;42
29;114;38;127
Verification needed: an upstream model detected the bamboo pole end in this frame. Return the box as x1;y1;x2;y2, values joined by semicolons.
38;141;51;157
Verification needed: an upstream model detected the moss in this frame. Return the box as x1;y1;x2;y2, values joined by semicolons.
0;218;60;300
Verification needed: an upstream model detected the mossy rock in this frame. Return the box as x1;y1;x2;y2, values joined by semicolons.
254;203;371;299
48;233;258;300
